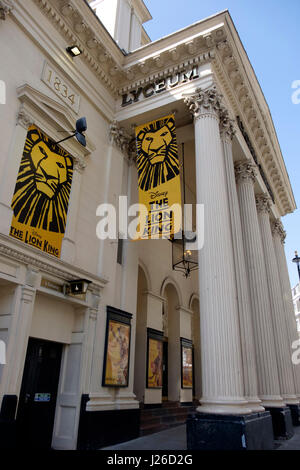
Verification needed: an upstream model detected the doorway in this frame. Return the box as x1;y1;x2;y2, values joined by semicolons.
16;337;63;449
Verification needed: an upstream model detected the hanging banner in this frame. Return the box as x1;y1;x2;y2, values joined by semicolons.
135;114;182;239
10;125;73;258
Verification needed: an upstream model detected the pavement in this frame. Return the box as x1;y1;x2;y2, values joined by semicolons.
101;425;187;450
101;424;300;450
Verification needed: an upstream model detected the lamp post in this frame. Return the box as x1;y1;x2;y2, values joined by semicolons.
292;250;300;282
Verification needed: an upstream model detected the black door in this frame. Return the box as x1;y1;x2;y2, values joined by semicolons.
162;340;168;400
16;338;63;449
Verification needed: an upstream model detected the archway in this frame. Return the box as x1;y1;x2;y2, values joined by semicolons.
133;265;148;403
162;281;180;402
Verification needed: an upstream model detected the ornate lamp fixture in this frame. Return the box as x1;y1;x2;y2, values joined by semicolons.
172;143;198;278
292;250;300;282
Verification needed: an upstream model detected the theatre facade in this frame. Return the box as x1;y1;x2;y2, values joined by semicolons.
0;0;299;450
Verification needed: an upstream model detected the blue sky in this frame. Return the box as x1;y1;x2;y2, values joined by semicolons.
144;0;300;288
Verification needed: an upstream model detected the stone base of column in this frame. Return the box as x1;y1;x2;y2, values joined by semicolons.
265;407;294;439
287;404;300;426
187;411;274;450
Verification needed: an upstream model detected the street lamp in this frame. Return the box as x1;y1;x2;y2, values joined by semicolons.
292;250;300;282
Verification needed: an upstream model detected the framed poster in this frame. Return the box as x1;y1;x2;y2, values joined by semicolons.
181;338;193;389
10;125;73;258
146;328;163;389
102;307;132;387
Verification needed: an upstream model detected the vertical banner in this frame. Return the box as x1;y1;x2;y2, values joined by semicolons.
10;125;73;258
135;114;182;239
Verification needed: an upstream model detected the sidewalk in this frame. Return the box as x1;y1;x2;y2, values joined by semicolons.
101;424;300;450
101;425;187;450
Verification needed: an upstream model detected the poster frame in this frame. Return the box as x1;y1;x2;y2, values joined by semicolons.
146;328;164;389
180;337;193;389
102;306;132;388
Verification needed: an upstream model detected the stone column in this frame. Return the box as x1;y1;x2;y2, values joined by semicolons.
184;87;250;415
272;220;300;399
220;113;263;412
256;194;298;404
235;162;284;407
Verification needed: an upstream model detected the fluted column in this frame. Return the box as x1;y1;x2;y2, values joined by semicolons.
256;195;298;404
220;114;263;412
272;220;300;398
184;87;250;415
235;162;284;407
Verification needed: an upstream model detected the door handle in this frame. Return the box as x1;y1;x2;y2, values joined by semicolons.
24;393;31;404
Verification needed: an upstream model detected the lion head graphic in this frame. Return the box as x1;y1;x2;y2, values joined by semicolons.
11;126;73;233
136;116;180;191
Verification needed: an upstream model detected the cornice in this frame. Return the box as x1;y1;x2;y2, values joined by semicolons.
130;0;152;24
0;233;108;291
120;24;226;92
212;20;295;216
32;0;126;96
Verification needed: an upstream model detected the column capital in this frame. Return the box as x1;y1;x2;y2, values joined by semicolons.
255;193;271;214
73;157;86;172
21;286;35;304
0;0;13;20
109;120;135;161
219;109;236;141
17;106;34;130
271;219;286;243
235;161;257;184
184;86;224;120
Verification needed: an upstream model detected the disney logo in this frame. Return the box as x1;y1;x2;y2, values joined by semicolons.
149;191;168;199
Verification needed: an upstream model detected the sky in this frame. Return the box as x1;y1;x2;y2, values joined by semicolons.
143;0;300;288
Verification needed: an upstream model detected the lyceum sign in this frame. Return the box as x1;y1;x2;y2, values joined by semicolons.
121;65;200;107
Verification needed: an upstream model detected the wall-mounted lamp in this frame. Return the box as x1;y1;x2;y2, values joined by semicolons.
64;279;92;297
55;117;87;148
66;45;82;57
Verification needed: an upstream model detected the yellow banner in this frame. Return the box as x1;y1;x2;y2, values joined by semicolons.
135;114;182;239
10;125;73;258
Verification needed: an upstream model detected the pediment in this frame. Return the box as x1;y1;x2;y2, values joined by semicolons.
16;83;95;156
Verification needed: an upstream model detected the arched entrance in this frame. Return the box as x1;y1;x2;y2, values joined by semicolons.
161;281;180;402
134;265;148;403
